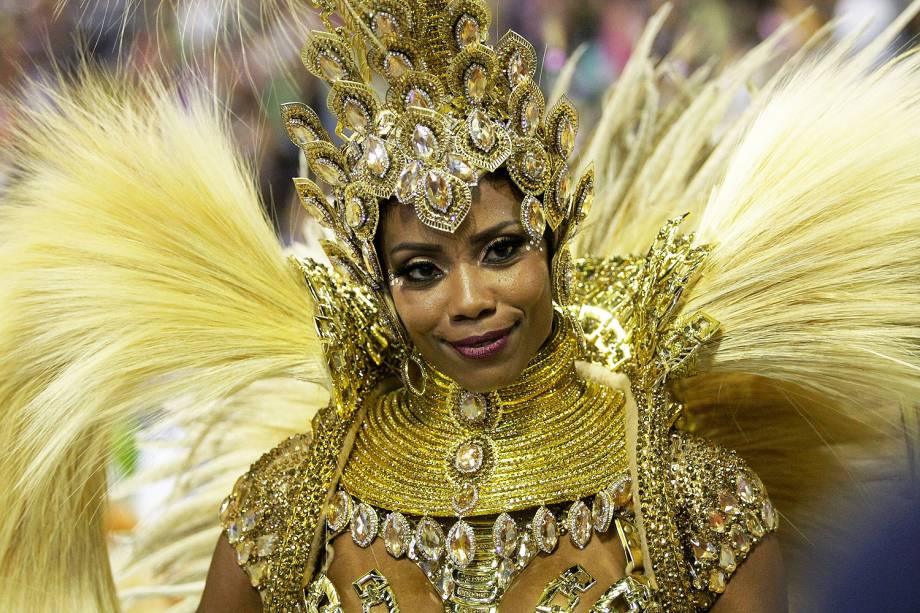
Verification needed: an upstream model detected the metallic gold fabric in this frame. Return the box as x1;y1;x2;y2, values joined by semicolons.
342;315;628;516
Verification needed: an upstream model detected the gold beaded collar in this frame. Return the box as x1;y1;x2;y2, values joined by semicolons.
341;315;628;516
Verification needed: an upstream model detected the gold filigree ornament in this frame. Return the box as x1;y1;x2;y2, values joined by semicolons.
284;0;592;306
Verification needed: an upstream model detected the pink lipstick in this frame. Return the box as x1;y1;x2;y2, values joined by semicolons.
447;325;516;360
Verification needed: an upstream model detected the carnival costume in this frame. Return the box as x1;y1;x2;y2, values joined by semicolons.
1;1;919;611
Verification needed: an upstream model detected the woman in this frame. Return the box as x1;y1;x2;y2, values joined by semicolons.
198;164;786;611
1;1;918;612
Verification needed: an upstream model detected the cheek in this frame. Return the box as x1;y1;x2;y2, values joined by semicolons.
390;287;443;343
501;250;552;311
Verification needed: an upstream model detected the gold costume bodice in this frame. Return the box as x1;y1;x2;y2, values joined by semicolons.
219;311;778;612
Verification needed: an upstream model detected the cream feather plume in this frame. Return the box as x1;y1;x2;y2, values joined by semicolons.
572;3;920;606
0;69;326;611
671;13;920;608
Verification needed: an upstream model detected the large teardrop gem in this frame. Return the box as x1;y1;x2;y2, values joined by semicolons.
363;135;390;178
425;170;452;213
456;15;480;47
517;532;536;569
344;197;366;229
521;95;541;136
610;475;632;509
465;64;488;103
385;51;412;78
446;520;476;568
447;154;475;183
350;502;378;547
532;506;558;553
382;512;410;558
592;489;614;533
508;50;527;87
343;98;369;133
373;12;398;37
289;123;316;146
406;88;433;110
326;490;351;532
416;516;445;562
412;124;438;160
492;512;518;557
396;160;423;203
318;53;345;81
568;500;592;549
312;159;344;186
558;116;576;155
468;109;496;152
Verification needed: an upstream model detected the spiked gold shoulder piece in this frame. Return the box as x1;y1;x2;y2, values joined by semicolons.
290;256;400;417
284;0;593;292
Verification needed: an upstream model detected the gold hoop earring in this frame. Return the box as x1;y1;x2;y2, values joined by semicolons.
401;351;428;396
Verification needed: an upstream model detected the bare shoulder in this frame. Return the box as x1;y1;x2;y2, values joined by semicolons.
711;535;787;612
202;432;315;610
198;534;263;613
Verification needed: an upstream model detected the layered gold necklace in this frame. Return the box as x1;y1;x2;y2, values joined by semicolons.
337;316;631;608
342;313;628;517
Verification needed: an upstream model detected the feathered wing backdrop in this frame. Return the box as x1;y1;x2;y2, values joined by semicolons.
0;72;328;612
576;3;920;607
3;2;920;612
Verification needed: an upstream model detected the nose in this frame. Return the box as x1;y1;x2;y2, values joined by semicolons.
447;263;496;322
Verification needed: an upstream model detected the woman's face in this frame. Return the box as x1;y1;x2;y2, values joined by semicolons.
380;174;554;392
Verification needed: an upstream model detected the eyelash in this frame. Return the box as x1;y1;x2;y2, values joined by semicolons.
393;235;528;286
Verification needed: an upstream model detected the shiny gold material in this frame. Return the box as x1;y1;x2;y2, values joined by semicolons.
352;569;400;612
222;222;778;610
342;315;628;515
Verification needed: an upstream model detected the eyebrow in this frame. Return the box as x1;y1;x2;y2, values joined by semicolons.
388;220;521;257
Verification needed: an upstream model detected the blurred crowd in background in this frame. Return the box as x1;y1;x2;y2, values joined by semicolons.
1;0;916;242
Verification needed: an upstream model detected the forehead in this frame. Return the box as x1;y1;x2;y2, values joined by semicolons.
381;175;521;246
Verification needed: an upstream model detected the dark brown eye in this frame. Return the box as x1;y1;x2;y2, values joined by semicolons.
484;235;526;263
398;260;442;284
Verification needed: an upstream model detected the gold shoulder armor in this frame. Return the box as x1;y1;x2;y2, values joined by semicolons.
669;431;779;609
290;256;399;418
218;432;314;591
570;217;720;391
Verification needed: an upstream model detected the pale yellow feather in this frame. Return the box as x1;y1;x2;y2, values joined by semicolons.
0;68;325;612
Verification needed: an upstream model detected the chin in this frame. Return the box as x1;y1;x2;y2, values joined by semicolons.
449;363;525;393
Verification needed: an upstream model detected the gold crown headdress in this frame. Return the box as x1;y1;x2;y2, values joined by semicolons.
284;0;594;308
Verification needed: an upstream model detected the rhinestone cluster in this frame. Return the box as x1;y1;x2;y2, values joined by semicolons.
325;474;634;605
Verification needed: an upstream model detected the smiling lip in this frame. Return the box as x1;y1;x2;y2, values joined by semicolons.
447;325;517;360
